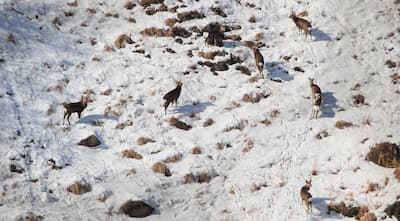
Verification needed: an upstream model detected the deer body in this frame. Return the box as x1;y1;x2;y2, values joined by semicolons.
163;82;183;115
63;96;89;125
290;12;312;40
309;78;322;119
253;46;265;79
300;180;313;212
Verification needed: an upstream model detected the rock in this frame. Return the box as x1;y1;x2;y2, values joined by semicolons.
366;142;400;168
78;135;101;148
119;200;154;218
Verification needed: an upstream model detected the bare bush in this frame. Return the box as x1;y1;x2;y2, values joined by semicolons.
139;0;164;8
122;149;143;159
67;1;77;7
177;10;205;22
165;18;178;27
335;121;353;129
203;118;214;127
115;34;134;49
152;162;171;176
124;1;136;9
67;181;91;195
210;7;227;17
137;136;155;145
191;147;202;154
248;15;256;23
163;154;182;163
353;94;365;106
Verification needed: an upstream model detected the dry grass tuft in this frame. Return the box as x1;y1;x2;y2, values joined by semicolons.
67;1;78;7
124;1;136;9
152;162;171;176
86;8;96;14
191;147;202;154
335;121;353;129
385;59;397;68
203;118;214;127
137;136;155;145
366;182;379;193
236;65;251;75
210;7;227;17
67;181;91;195
353;94;365;106
177;10;205;22
139;0;164;8
261;119;271;126
242;139;254;153
248;15;256;23
163;154;182;163
165;18;178;27
390;73;400;84
122;149;143;159
315;130;329;139
269;109;280;118
183;173;195;184
255;33;264;41
115;34;134;49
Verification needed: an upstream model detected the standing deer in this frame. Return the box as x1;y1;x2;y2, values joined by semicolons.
253;45;265;79
309;78;322;119
289;11;312;40
63;96;89;125
163;81;183;115
300;179;313;212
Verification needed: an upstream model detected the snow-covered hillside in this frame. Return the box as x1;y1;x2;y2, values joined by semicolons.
0;0;399;220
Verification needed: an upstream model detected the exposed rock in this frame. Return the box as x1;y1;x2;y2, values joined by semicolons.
78;135;101;148
384;201;400;220
119;200;154;218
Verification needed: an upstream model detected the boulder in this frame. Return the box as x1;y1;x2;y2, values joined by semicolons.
119;200;154;218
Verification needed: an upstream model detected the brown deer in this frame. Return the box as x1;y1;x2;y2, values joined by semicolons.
163;81;183;115
63;96;90;125
309;78;322;119
300;179;313;212
253;45;265;78
289;11;312;40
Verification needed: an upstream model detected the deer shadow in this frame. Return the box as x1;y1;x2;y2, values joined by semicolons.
311;27;332;42
172;102;214;116
223;41;241;49
312;197;341;219
320;92;338;118
265;61;294;82
78;114;119;124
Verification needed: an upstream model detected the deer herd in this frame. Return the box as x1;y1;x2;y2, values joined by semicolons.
62;10;321;213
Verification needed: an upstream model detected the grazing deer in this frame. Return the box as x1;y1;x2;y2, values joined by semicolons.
163;81;183;115
253;45;265;79
63;96;89;125
309;78;322;119
289;11;312;40
300;179;313;212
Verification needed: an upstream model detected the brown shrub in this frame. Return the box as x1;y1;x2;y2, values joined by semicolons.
119;200;154;218
163;154;182;163
124;1;136;9
311;169;318;176
385;60;397;68
269;109;280;118
242;139;254;153
335;121;353;129
177;10;205;22
197;172;212;183
17;213;44;221
255;33;264;41
192;147;202;154
67;1;78;7
242;92;268;103
170;26;192;38
64;11;74;17
248;15;256;23
390;73;400;84
86;8;96;14
127;17;136;23
137;136;155;145
394;168;400;181
360;212;377;221
210;7;227;17
105;12;119;18
261;119;271;126
169;117;192;130
122;149;143;159
366;182;379;193
183;173;195;184
115;34;134;49
152;162;171;176
203;118;214;127
145;7;157;15
353;94;365;106
198;50;226;60
139;0;164;8
327;201;360;217
52;17;62;27
67;181;91;195
165;18;178;27
316;130;329;139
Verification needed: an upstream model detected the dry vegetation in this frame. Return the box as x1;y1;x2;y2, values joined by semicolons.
122;149;143;159
152;162;171;176
137;136;155;145
335;121;354;129
177;10;205;22
163;154;182;163
67;181;91;195
191;147;202;154
115;34;134;49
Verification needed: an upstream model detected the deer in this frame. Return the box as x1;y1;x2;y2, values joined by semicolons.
300;179;313;213
309;78;322;119
163;81;183;115
63;96;90;125
289;11;312;40
253;45;265;79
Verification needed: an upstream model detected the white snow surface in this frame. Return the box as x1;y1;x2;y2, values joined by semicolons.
0;0;399;220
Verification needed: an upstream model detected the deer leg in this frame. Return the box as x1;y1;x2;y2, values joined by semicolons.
63;112;68;125
78;112;81;119
164;101;169;115
67;113;72;125
175;99;178;108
